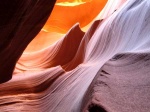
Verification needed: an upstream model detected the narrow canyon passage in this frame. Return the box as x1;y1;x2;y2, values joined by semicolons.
0;0;150;112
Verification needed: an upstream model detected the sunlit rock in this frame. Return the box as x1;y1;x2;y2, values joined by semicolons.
0;0;150;112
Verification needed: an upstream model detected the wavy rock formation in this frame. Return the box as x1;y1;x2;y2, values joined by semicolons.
0;0;150;112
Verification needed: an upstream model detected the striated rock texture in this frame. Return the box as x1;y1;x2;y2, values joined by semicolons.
0;0;150;112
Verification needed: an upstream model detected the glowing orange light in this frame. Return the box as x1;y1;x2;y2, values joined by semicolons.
25;0;107;52
43;0;107;33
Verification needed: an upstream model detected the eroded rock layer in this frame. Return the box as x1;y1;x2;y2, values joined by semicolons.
0;0;150;112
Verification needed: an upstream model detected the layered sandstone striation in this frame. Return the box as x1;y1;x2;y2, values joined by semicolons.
0;0;150;112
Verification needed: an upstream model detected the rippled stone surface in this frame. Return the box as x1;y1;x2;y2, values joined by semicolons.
1;0;150;112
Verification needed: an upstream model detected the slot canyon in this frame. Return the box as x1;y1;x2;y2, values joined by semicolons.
0;0;150;112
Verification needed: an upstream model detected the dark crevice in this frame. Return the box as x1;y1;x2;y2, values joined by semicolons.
111;54;124;60
0;101;22;107
101;70;110;75
88;104;107;112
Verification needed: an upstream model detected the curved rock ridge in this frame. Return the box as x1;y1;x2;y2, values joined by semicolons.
1;0;150;112
14;24;85;73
